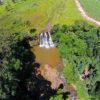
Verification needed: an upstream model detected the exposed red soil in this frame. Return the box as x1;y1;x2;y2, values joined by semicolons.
36;64;64;89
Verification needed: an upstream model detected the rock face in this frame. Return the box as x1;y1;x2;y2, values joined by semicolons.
36;64;78;100
36;64;64;89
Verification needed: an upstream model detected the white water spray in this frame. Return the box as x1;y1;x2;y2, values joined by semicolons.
39;32;55;48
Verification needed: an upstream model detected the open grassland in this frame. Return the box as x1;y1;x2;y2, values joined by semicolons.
0;0;95;34
52;0;85;25
80;0;100;21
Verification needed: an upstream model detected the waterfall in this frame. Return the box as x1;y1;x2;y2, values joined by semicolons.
44;32;49;48
48;32;55;47
39;32;55;48
39;33;43;47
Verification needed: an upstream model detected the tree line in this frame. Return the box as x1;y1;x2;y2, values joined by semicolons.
52;20;100;100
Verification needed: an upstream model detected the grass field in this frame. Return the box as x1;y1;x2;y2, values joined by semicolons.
80;0;100;20
0;0;94;34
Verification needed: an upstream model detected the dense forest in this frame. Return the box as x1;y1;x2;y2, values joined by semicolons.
0;31;55;100
52;21;100;100
0;21;100;100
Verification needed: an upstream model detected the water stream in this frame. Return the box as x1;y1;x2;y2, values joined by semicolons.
31;31;77;100
39;32;55;48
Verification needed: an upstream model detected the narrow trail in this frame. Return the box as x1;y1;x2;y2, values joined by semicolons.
75;0;100;26
41;19;52;33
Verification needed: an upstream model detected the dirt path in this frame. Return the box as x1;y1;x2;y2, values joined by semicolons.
41;19;52;33
75;0;100;26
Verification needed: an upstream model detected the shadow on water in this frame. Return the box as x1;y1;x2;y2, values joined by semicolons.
10;35;77;100
11;36;57;100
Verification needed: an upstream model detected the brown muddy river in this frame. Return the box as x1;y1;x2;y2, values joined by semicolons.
31;46;77;99
31;46;63;71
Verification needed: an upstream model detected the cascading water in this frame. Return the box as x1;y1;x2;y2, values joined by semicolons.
39;32;55;48
39;33;43;47
38;32;77;100
48;32;55;47
44;32;49;48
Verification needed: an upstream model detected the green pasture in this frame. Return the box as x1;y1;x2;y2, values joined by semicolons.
80;0;100;20
0;0;95;34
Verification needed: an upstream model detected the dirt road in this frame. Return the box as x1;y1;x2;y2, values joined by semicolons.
75;0;100;25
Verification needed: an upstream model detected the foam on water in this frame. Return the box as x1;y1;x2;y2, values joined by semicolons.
39;32;55;48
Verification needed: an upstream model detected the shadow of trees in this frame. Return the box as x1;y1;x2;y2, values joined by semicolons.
11;36;57;100
62;92;70;100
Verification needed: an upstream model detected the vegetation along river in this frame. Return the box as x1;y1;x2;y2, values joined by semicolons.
30;32;77;100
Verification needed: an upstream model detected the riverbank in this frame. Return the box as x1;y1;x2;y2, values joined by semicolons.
31;43;78;99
